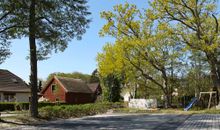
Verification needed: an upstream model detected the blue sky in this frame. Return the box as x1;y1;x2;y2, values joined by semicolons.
0;0;148;82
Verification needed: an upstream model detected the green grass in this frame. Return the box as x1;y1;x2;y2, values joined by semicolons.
113;108;220;115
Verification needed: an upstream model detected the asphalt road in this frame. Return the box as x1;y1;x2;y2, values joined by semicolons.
4;113;191;130
4;113;220;130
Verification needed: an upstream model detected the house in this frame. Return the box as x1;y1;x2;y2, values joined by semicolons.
88;82;102;102
40;76;95;104
0;69;30;102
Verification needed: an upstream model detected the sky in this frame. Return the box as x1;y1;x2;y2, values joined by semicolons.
0;0;149;82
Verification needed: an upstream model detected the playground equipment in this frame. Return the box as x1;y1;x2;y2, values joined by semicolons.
184;97;198;111
199;91;217;109
184;91;217;111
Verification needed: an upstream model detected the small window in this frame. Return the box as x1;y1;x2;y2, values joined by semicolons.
51;84;56;93
56;98;59;102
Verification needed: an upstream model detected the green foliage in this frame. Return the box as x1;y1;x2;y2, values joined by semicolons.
0;102;15;111
47;72;91;82
101;74;123;102
39;102;124;119
0;0;91;59
149;0;220;92
0;102;59;112
0;42;11;64
98;3;185;107
89;69;100;83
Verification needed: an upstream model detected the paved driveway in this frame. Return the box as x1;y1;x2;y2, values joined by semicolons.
4;113;220;130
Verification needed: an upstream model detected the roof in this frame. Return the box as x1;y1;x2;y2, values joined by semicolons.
0;69;30;93
88;83;100;92
57;77;93;93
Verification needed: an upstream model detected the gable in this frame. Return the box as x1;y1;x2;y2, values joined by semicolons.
41;77;67;94
88;83;100;92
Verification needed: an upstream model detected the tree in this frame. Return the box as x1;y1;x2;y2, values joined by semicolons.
101;74;122;102
47;72;91;83
98;3;183;107
89;69;100;83
0;42;10;64
149;0;220;103
0;2;22;64
0;0;90;117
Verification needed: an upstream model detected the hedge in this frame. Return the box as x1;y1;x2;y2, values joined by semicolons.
0;102;125;112
39;102;125;119
0;102;16;111
0;102;57;111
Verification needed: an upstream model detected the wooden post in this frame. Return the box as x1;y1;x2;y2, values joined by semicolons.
208;93;212;109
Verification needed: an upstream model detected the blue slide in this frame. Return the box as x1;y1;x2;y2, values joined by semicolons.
184;97;198;111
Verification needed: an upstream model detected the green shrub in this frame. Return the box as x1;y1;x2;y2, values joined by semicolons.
39;102;124;119
0;102;30;111
0;102;15;111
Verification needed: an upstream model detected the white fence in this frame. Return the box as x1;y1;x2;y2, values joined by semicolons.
128;99;157;109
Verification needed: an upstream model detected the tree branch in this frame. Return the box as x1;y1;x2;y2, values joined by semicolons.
212;14;219;34
164;7;197;31
0;24;28;33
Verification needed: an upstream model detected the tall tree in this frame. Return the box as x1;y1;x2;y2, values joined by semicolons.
89;69;100;83
0;0;90;117
102;74;122;102
149;0;220;103
98;3;183;107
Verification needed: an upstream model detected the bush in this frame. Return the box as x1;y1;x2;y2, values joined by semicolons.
0;102;15;111
39;102;124;119
0;102;30;111
0;102;57;111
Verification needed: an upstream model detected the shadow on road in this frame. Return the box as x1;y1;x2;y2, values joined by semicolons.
36;114;191;130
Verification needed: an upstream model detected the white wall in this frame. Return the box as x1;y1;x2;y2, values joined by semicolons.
16;93;30;102
123;92;131;102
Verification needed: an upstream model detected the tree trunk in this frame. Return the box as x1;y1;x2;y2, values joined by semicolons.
166;94;172;108
29;0;38;118
133;83;137;99
206;52;220;105
210;67;220;104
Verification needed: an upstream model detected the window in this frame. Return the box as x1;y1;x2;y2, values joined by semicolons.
3;93;15;102
56;98;59;102
51;84;58;93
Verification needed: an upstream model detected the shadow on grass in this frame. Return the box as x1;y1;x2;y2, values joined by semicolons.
0;118;25;125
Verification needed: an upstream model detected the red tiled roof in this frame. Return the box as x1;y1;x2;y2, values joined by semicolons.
0;69;30;93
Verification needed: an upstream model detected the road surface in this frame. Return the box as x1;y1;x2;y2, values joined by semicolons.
4;113;220;130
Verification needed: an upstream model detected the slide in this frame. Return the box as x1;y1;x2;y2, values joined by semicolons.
184;97;198;111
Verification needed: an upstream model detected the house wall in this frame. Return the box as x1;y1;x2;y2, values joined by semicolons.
42;79;66;102
65;92;94;104
0;92;2;102
0;92;30;102
16;93;30;102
